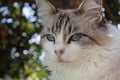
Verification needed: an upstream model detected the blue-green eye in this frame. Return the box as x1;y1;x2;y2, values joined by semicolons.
46;34;55;41
70;33;82;41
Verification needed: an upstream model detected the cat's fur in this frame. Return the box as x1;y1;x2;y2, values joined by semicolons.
36;0;120;80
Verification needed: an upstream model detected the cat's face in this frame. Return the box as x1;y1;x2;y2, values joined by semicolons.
41;10;110;64
36;0;111;64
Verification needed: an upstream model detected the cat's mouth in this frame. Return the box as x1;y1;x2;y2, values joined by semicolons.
57;58;70;63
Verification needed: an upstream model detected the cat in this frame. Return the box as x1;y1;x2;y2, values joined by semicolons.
36;0;120;80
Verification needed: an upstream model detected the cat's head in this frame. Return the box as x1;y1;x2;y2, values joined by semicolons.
36;0;112;64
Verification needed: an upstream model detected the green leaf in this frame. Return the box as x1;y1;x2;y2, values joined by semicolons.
26;22;35;34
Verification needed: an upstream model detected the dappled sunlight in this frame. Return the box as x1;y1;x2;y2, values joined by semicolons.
118;24;120;30
0;1;47;80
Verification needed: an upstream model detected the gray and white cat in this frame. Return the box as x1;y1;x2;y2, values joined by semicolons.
36;0;120;80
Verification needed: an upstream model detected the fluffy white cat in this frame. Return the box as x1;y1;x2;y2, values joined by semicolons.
36;0;120;80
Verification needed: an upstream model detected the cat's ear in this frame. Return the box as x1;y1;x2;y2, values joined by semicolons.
35;0;56;17
77;0;102;12
35;0;56;15
76;0;103;22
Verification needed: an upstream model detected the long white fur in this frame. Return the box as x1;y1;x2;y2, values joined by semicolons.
42;24;120;80
36;0;120;79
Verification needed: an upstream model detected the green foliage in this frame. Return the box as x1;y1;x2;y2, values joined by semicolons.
0;0;47;79
103;0;120;24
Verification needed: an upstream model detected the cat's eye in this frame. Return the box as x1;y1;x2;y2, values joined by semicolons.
46;34;55;41
70;33;82;41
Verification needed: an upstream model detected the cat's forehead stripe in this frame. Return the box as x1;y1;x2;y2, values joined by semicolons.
52;13;76;34
54;14;69;32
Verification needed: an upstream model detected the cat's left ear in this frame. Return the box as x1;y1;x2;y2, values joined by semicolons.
35;0;56;15
35;0;57;24
77;0;103;22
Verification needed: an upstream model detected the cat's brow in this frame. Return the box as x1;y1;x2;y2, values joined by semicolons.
52;13;77;34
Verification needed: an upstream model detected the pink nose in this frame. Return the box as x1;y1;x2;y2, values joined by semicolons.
55;50;64;57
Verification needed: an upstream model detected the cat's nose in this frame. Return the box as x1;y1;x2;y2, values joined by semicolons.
55;50;64;57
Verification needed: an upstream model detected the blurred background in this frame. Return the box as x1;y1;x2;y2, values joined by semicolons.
0;0;120;80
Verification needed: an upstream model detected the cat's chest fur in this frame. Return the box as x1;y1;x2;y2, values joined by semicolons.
43;46;120;80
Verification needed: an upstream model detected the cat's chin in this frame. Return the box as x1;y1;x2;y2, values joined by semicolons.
56;58;75;64
57;59;70;63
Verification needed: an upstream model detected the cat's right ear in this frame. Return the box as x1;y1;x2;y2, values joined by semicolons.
76;0;103;23
35;0;56;21
77;0;102;12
